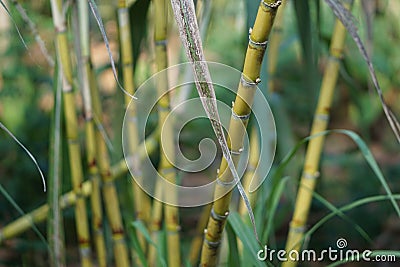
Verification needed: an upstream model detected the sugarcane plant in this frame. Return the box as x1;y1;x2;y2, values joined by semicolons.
154;0;182;265
117;0;153;263
49;0;93;265
76;1;107;266
282;2;353;267
197;1;282;266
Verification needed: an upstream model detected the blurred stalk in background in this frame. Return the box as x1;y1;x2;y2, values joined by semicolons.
283;2;353;267
49;0;93;265
153;0;182;265
76;1;107;266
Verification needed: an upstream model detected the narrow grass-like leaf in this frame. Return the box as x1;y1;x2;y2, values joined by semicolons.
228;212;272;267
263;176;291;242
132;221;155;246
309;190;372;243
0;184;47;246
9;0;55;66
170;0;258;242
130;226;148;267
0;0;28;49
93;115;115;153
333;129;400;217
172;0;213;108
226;222;240;267
294;0;318;93
360;0;374;59
0;122;46;191
129;0;150;71
87;0;135;99
324;0;400;143
47;60;65;267
306;194;400;241
132;221;167;267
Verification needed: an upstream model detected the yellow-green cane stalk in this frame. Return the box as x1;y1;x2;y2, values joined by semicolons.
88;26;130;267
148;185;163;266
200;1;281;266
266;0;299;179
189;204;212;266
267;0;286;93
0;134;159;244
237;128;259;256
238;127;260;215
77;1;107;266
148;0;173;266
282;3;352;267
117;0;151;256
153;0;181;266
49;0;92;265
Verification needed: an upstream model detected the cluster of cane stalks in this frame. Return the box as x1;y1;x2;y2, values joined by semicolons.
0;0;377;266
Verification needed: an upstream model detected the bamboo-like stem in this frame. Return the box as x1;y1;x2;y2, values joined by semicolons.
266;0;298;177
148;185;163;267
282;3;352;267
267;0;286;93
153;0;181;266
237;127;259;256
238;127;260;215
0;134;159;244
89;35;130;266
189;204;212;266
117;0;151;259
77;1;107;266
200;1;280;266
49;1;92;265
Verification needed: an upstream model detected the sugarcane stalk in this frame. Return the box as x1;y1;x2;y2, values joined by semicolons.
238;127;260;215
236;0;286;220
49;0;92;265
148;0;176;266
266;0;299;179
117;0;151;259
188;204;212;266
267;0;286;93
153;0;181;266
89;36;130;267
0;134;159;244
282;2;352;267
236;127;260;256
77;1;107;266
148;184;163;267
200;1;281;266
